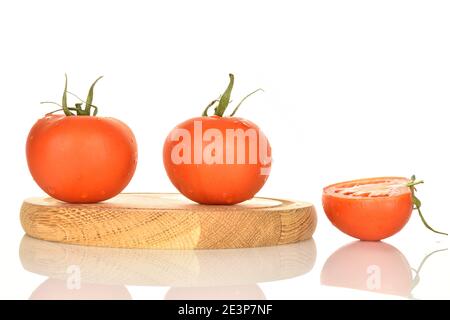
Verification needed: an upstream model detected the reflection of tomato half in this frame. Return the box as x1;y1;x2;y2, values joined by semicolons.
321;241;412;297
322;177;413;240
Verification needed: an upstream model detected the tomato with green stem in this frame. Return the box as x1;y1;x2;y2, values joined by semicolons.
26;75;138;203
322;176;447;240
163;74;271;205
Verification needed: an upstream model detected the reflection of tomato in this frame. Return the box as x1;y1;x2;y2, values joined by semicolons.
27;115;137;203
30;279;131;300
163;74;271;205
321;241;412;297
322;177;412;240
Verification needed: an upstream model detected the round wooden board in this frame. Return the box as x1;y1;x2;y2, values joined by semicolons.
20;193;317;249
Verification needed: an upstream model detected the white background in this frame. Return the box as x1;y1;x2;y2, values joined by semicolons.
0;0;448;299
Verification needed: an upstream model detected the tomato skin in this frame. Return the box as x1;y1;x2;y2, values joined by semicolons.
26;115;137;203
163;116;271;205
322;177;413;241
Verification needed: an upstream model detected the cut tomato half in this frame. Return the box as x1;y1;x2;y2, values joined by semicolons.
322;177;413;241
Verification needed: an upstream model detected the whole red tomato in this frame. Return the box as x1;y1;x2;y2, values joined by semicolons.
163;74;271;205
26;76;137;203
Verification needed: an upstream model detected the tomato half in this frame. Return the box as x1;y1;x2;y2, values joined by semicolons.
27;115;137;203
322;177;413;241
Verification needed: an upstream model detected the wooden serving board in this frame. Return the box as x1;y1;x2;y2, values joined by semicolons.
20;193;316;250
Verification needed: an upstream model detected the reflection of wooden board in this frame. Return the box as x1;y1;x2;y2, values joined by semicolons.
20;193;316;249
20;236;317;286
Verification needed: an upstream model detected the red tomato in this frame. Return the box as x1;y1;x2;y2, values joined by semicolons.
163;74;271;205
26;75;137;203
27;115;137;203
322;177;413;241
163;116;271;204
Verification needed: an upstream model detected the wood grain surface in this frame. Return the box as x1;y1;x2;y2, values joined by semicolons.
20;193;316;249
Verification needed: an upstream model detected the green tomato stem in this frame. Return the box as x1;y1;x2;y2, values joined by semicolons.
214;74;234;116
62;74;73;116
85;76;103;115
416;206;448;235
229;88;264;117
44;107;83;115
42;75;103;116
203;74;264;117
407;175;447;236
202;99;219;116
41;101;63;108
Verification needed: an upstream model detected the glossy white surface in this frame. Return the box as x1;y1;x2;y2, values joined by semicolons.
1;191;448;300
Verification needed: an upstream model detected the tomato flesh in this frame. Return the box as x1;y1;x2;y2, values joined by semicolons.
322;177;413;241
326;177;410;198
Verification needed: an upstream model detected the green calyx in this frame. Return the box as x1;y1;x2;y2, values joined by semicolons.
41;74;103;116
202;73;264;117
406;175;447;236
